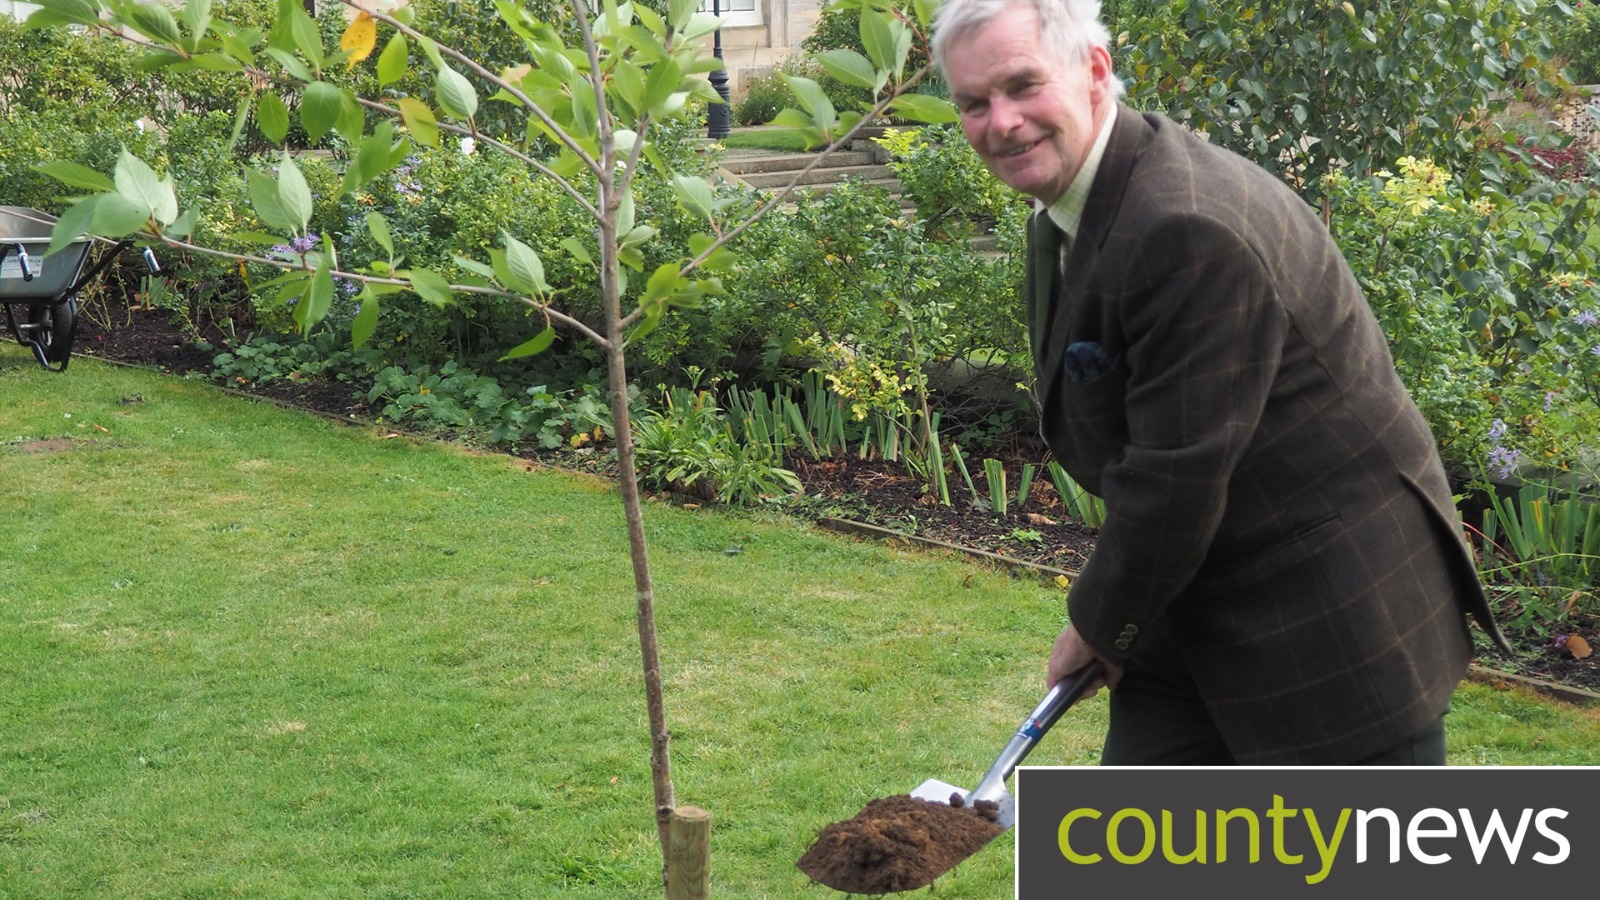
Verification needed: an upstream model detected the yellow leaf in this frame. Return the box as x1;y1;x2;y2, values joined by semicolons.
1053;574;1071;591
341;12;378;69
1564;634;1592;660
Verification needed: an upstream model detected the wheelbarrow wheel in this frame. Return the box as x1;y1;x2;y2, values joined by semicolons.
25;296;77;364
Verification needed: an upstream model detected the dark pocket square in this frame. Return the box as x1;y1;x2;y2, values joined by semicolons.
1063;341;1116;383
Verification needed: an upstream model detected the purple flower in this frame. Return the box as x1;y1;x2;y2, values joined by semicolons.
1488;445;1521;479
1488;418;1507;441
290;234;321;254
1575;310;1599;327
1545;391;1557;412
1590;345;1600;357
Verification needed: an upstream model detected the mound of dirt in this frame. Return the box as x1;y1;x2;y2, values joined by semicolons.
796;794;1003;894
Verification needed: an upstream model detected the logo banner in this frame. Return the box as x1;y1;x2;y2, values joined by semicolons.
1016;767;1597;896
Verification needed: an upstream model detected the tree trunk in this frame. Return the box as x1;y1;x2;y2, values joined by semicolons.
606;342;677;870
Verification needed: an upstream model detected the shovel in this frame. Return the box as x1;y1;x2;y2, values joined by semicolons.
910;661;1106;829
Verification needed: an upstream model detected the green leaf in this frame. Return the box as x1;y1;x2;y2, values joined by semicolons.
351;287;379;348
611;60;646;119
782;75;835;130
165;207;197;240
182;0;211;43
377;33;407;87
112;149;171;224
24;0;100;28
435;65;479;120
258;92;290;144
288;0;322;70
343;120;397;194
300;81;344;143
182;53;243;72
396;97;438;147
667;0;696;30
127;2;183;46
560;236;594;267
571;85;599;138
639;261;682;306
407;267;453;306
264;47;313;82
616;190;635;236
621;224;656;249
681;11;719;39
671;174;714;221
91;192;153;239
817;49;877;90
365;212;393;256
34;161;115;193
887;93;959;124
493;0;538;41
298;258;335;334
45;196;98;256
414;33;444;69
499;325;555;361
643;57;682;114
769;108;815;129
502;232;549;293
687;232;735;272
859;9;898;72
451;255;494;279
335;100;366;147
230;231;291;246
247;169;293;231
276;152;312;230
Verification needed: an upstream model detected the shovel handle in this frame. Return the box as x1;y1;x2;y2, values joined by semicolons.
969;661;1106;805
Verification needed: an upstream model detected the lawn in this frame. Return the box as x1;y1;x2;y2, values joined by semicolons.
1;344;1597;898
718;127;819;153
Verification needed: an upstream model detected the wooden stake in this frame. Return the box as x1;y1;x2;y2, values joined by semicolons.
667;805;711;900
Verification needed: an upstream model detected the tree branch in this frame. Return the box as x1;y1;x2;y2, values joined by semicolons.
342;0;601;178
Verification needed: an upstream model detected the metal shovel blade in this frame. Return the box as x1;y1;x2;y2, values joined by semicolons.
906;662;1106;834
910;777;1016;829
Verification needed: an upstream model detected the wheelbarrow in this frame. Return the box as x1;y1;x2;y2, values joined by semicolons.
1;205;159;372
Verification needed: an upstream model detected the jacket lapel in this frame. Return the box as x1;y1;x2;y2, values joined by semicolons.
1034;105;1150;409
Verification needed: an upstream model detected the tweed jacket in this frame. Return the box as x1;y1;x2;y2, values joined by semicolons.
1030;105;1506;764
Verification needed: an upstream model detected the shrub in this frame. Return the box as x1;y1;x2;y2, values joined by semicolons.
734;69;795;126
872;124;1022;238
1121;0;1562;199
1326;158;1600;480
1550;1;1600;84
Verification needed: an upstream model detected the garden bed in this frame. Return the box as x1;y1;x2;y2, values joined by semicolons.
71;296;1600;701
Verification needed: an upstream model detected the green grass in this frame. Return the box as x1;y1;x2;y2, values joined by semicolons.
718;127;819;153
1;344;1597;897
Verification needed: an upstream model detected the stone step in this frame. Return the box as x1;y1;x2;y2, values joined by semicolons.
763;178;906;202
719;149;878;175
738;163;896;190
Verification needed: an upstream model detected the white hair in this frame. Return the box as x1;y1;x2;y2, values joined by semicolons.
932;0;1124;96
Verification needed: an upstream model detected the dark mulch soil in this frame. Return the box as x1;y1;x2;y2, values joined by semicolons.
59;298;1600;697
796;795;1003;894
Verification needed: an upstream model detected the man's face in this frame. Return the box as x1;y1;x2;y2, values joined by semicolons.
943;6;1111;204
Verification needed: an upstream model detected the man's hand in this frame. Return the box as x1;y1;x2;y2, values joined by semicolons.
1048;624;1123;697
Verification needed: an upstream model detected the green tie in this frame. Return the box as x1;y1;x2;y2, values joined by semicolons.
1026;212;1065;366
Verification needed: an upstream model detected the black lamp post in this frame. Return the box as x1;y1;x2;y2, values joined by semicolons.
706;0;732;138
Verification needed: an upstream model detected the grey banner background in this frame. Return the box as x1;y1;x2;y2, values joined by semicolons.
1016;767;1597;896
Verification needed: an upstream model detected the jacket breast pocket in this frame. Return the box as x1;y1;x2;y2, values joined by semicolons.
1060;362;1128;428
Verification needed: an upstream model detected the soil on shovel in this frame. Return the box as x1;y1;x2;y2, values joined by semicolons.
796;794;1004;894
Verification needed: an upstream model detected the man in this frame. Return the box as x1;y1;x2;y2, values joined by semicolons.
932;0;1507;764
